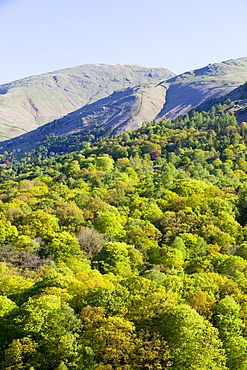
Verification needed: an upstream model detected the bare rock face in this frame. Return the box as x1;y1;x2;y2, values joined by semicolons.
0;64;175;140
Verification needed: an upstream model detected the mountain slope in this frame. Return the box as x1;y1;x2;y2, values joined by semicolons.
53;83;168;136
1;58;247;153
0;64;175;140
0;83;168;152
157;57;247;120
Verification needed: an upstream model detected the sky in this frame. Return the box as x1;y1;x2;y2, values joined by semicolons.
0;0;247;85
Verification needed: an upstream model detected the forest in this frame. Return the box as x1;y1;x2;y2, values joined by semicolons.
0;104;247;369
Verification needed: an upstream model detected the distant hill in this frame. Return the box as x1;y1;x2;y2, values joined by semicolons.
40;83;168;136
0;64;175;140
0;83;168;152
157;57;247;120
1;57;247;153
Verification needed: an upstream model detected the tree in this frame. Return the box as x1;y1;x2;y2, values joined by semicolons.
19;210;60;239
132;330;172;369
179;233;207;259
84;315;173;369
235;242;247;260
14;295;82;369
0;295;17;317
95;156;114;172
85;285;130;315
175;179;210;197
148;246;184;272
171;236;187;259
94;205;124;238
121;276;177;324
237;184;247;224
0;218;18;246
47;231;81;261
93;242;141;276
77;227;103;259
0;275;33;299
187;290;216;320
55;200;85;229
126;219;162;244
65;160;81;178
129;197;163;221
4;337;39;370
159;304;227;370
90;316;135;368
215;296;247;370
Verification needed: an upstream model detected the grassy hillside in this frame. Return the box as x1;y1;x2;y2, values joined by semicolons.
1;57;247;149
157;57;247;120
0;82;169;153
0;64;174;140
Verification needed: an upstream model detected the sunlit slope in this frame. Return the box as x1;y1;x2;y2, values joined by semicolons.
0;83;168;152
50;83;168;136
1;57;247;150
157;57;247;120
0;64;175;140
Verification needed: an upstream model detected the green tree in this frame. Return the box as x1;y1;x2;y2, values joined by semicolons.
4;337;39;370
215;296;247;370
0;218;18;245
47;231;81;261
95;156;114;172
0;295;17;317
85;285;130;315
94;205;124;238
160;304;227;370
14;295;82;369
20;210;60;239
93;242;141;276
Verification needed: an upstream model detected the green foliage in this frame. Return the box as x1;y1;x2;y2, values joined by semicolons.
4;337;39;370
85;285;130;315
160;304;227;370
93;242;143;276
1;106;247;368
0;296;17;317
94;205;124;238
0;218;18;245
46;231;81;261
216;296;247;370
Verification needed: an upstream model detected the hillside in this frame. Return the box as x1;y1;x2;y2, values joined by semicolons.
2;58;247;154
157;57;247;120
1;58;247;153
0;82;168;153
39;83;168;136
0;64;174;140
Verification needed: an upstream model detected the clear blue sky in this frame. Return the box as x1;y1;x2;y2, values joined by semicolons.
0;0;247;85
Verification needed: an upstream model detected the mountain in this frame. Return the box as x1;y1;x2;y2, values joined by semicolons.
0;64;175;140
1;58;247;154
40;83;168;136
0;83;168;152
157;57;247;120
